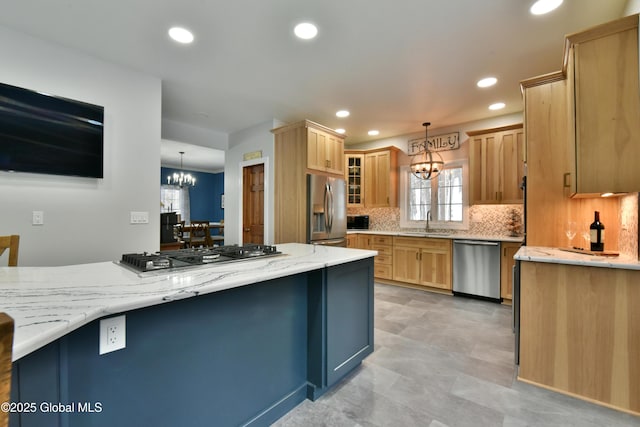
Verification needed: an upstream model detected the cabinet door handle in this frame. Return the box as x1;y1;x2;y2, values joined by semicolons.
563;172;571;188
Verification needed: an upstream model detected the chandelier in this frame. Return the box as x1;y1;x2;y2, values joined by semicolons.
410;122;444;180
167;151;196;187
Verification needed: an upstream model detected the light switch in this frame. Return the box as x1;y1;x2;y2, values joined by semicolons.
130;211;149;224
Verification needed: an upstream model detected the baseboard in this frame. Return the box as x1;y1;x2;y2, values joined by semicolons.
243;383;308;426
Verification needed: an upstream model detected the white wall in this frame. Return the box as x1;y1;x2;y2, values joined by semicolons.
224;120;282;245
0;25;161;266
162;118;228;151
624;0;640;14
346;112;523;162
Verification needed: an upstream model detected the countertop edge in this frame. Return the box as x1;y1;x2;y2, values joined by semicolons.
347;230;524;243
2;243;377;361
514;246;640;271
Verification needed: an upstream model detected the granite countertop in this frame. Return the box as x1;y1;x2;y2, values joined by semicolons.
0;243;377;361
515;246;640;271
347;229;524;243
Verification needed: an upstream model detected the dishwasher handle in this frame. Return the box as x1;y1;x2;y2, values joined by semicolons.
453;240;500;246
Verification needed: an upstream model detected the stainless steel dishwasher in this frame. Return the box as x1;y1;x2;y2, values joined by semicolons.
453;240;501;302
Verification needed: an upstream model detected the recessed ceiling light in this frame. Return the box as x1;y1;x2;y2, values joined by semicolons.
169;27;194;44
368;130;380;136
477;77;497;88
489;102;506;110
336;110;350;118
530;0;563;15
294;22;318;40
335;128;346;134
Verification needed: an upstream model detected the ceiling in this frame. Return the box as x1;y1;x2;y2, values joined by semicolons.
0;0;629;172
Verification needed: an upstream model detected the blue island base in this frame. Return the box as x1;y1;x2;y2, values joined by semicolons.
10;258;374;427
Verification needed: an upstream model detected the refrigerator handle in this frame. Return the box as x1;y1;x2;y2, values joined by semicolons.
324;183;331;232
327;183;334;231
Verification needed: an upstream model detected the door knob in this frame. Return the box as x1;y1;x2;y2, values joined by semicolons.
244;228;251;232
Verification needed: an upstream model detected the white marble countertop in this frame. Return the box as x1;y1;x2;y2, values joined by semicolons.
0;243;377;361
347;229;524;243
515;246;640;271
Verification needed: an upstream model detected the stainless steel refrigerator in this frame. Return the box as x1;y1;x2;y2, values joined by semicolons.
307;174;347;246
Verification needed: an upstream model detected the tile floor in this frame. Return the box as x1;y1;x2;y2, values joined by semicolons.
273;283;639;427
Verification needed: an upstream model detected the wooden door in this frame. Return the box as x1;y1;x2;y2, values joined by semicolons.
500;128;525;203
364;151;390;207
307;127;328;172
469;133;501;204
419;250;451;290
574;26;640;194
243;164;264;244
500;242;521;300
326;135;344;175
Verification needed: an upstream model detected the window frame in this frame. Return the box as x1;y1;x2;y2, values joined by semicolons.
160;185;189;222
399;159;469;230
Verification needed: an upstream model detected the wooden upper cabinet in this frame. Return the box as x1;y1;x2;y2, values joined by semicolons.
307;126;344;176
364;148;398;208
345;147;399;208
272;120;346;244
467;124;524;205
345;153;365;207
568;15;640;195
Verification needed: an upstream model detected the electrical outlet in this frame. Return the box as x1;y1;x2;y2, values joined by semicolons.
99;315;126;355
32;211;44;225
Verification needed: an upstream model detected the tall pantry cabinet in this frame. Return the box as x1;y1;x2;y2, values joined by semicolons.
272;120;346;244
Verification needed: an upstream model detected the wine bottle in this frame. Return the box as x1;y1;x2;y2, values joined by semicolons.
589;211;605;251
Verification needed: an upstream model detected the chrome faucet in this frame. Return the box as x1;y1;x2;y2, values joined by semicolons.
425;210;432;232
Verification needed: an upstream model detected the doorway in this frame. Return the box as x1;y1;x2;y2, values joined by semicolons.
242;163;264;244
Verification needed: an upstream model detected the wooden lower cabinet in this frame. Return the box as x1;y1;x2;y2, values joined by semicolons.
352;234;393;280
346;234;358;248
519;261;640;415
500;242;521;301
392;237;452;290
371;235;393;280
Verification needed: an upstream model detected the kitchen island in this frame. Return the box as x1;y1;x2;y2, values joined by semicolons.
515;246;640;416
0;243;376;427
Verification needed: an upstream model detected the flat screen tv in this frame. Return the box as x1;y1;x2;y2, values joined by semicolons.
0;81;104;178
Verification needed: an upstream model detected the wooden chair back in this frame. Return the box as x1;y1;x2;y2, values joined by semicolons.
0;235;19;267
187;221;212;247
0;313;14;427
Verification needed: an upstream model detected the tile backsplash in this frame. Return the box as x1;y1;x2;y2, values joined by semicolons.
347;204;524;237
619;193;638;258
349;193;639;258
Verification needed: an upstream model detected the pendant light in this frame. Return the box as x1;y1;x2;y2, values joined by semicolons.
167;151;196;187
410;122;444;180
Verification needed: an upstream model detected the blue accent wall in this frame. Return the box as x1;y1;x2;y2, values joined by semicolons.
161;167;224;222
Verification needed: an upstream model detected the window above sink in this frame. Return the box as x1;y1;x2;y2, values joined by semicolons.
399;159;469;231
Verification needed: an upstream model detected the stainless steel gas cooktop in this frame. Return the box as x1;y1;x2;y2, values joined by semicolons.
120;244;281;272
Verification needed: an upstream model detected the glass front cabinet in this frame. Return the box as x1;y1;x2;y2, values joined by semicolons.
345;153;365;208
